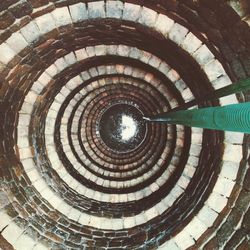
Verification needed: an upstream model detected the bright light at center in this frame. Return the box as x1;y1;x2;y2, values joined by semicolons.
121;115;136;141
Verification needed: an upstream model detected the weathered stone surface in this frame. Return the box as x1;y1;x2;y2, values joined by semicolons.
9;0;32;18
169;23;188;45
51;7;72;27
106;0;123;19
29;0;49;8
122;2;141;21
193;44;214;65
88;1;105;19
69;2;87;23
0;1;249;249
0;43;16;65
35;13;56;35
0;11;15;29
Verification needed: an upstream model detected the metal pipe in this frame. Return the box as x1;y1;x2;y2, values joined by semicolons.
171;78;250;111
144;102;250;133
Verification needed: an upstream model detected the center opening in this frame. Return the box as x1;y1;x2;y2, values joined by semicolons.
98;103;147;153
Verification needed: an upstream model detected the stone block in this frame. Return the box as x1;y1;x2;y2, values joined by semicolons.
178;175;190;189
17;135;29;149
35;13;56;35
95;45;106;56
191;129;203;144
190;144;202;156
184;217;207;240
38;72;52;86
106;0;123;19
167;69;180;82
225;131;244;144
47;109;57;118
124;216;136;228
21;158;36;172
86;46;95;57
174;230;195;249
19;147;32;159
181;88;194;102
106;45;118;55
97;65;107;75
13;234;36;250
220;161;239;180
54;58;68;71
45;123;54;135
213;176;235;197
20;21;40;43
184;164;196;178
148;55;161;68
88;1;105;19
122;3;141;22
52;7;72;27
66;78;80;90
48;194;63;208
182;32;202;53
159;62;171;75
211;74;232;89
171;185;184;198
68;208;81;221
20;101;33;114
138;7;158;27
78;213;90;225
155;201;167;215
0;211;12;231
150;183;159;192
64;52;76;65
31;81;44;94
197;205;218;227
207;192;228;213
17;126;29;137
204;59;226;81
145;207;158;221
193;44;214;65
169;23;188;45
2;222;23;245
0;43;16;65
117;45;130;57
187;155;199;166
88;215;102;228
27;169;40;183
219;95;238;106
45;64;58;77
223;144;242;162
75;48;88;61
69;3;87;23
89;67;98;77
140;51;151;64
111;219;124;230
135;213;146;226
154;14;174;35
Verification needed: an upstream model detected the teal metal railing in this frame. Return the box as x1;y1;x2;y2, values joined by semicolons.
144;78;250;134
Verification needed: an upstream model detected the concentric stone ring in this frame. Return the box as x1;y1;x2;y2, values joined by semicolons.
0;1;249;250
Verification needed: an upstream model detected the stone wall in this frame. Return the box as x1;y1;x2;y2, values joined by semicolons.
0;0;249;249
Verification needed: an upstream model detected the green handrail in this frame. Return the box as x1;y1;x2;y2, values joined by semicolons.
171;78;250;111
144;78;250;133
144;102;250;133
